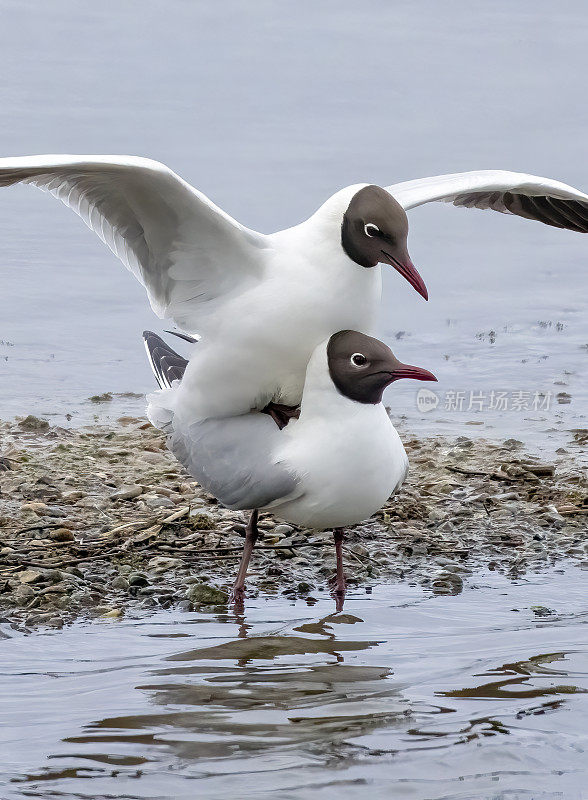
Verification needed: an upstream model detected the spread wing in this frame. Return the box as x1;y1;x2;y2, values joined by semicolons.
169;414;300;511
386;170;588;232
0;155;268;330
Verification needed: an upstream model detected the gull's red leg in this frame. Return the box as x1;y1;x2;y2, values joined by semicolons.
231;509;259;605
332;527;346;611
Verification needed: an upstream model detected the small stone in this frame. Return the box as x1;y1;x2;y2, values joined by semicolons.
273;524;294;537
49;528;75;542
62;490;84;502
145;495;175;509
18;569;43;584
45;569;65;583
110;576;130;590
138;586;158;596
19;415;49;431
431;571;464;596
20;501;48;516
101;608;123;618
186;583;228;605
110;484;143;501
14;584;35;605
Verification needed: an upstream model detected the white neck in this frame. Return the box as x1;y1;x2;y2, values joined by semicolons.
299;340;366;420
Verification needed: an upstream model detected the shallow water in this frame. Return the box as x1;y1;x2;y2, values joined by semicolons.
1;567;587;800
0;1;587;449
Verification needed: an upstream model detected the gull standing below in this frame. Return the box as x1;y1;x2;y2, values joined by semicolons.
143;329;437;606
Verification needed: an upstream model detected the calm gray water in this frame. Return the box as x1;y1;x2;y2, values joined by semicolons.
0;1;586;449
1;568;587;800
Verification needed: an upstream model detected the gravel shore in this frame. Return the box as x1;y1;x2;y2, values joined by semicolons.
1;415;586;628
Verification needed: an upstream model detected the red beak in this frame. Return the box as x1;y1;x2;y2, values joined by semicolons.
389;364;437;383
381;250;428;301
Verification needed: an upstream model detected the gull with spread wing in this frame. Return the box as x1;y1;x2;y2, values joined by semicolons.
1;156;587;421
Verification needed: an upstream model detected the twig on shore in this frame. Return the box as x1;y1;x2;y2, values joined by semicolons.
99;506;191;539
445;465;491;477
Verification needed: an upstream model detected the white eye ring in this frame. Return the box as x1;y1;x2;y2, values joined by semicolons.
364;223;379;237
351;353;367;367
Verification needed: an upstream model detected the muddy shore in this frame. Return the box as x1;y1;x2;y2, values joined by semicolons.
0;415;586;629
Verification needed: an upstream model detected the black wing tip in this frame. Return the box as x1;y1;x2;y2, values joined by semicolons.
142;331;188;388
164;329;198;344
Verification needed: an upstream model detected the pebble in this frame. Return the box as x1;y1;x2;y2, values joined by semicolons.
100;607;123;618
273;524;294;537
14;585;35;605
49;528;75;542
18;569;44;584
186;584;228;605
62;490;85;502
20;502;49;515
145;496;176;509
110;576;130;590
110;484;143;501
431;571;464;595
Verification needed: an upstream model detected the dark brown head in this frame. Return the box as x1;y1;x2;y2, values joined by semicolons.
327;330;437;404
341;185;428;300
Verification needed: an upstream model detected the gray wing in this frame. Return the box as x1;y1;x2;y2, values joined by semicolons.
386;170;588;232
169;413;300;510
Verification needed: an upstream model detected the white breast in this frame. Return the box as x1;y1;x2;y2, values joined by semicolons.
268;398;408;529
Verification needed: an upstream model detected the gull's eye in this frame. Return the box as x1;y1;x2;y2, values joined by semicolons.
364;223;379;238
351;353;367;367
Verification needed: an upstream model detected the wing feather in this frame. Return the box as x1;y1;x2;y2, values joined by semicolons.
0;155;268;330
169;415;300;511
386;170;588;233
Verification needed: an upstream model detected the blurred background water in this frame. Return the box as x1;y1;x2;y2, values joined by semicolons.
0;0;586;451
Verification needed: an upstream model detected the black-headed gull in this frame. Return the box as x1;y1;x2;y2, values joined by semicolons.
143;328;436;604
1;157;587;418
